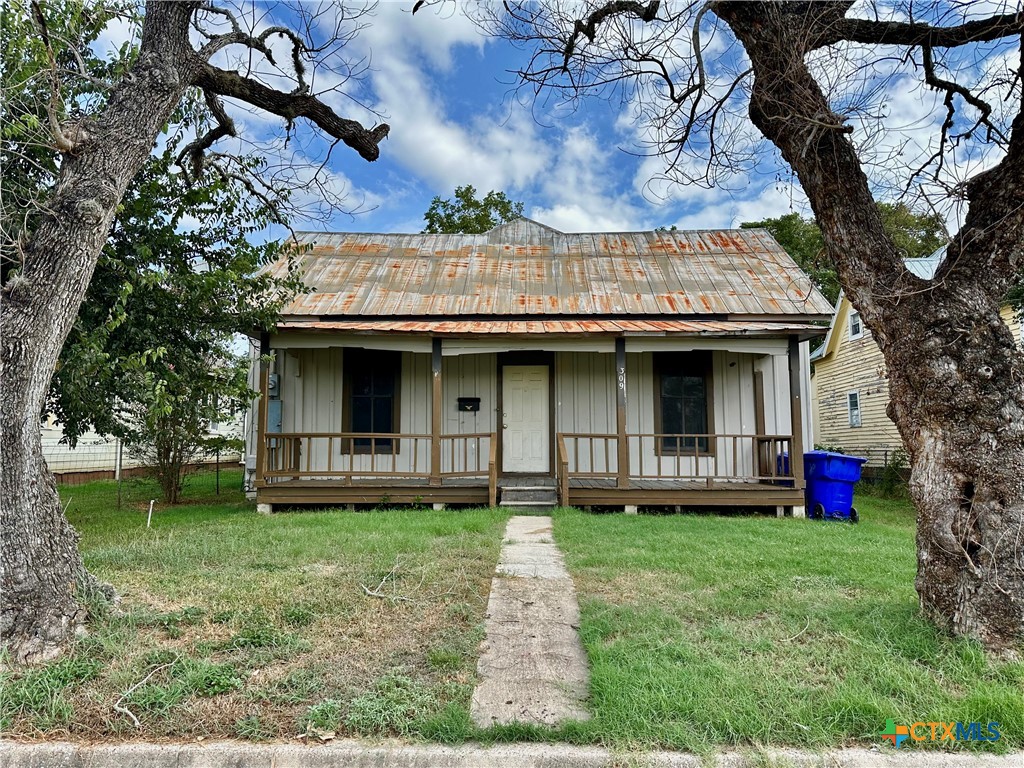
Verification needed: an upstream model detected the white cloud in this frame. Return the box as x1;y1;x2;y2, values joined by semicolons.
530;127;650;232
318;4;550;198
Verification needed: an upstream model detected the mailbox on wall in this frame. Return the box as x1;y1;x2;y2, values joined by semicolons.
457;397;481;412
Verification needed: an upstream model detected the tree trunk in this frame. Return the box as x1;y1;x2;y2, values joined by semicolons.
885;280;1024;650
717;3;1024;653
1;2;198;662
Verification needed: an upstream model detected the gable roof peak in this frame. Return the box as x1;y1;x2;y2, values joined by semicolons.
484;216;564;238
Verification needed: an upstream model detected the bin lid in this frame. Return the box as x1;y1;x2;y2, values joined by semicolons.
803;450;868;464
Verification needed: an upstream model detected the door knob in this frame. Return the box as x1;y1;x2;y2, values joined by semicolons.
503;424;508;429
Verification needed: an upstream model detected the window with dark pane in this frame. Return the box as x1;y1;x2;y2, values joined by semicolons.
344;350;400;453
656;352;711;453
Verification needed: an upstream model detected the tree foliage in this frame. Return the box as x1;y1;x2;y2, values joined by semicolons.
422;185;525;234
47;138;302;445
45;137;303;502
122;349;251;505
742;204;949;305
0;0;133;276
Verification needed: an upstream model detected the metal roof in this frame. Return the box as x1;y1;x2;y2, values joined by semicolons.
268;218;834;321
904;247;944;279
276;318;827;336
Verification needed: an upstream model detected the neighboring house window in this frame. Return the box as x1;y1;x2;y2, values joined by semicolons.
849;310;863;340
343;349;401;453
654;352;713;454
209;392;219;432
848;391;862;427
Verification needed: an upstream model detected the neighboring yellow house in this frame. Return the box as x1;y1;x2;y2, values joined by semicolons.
811;250;1022;468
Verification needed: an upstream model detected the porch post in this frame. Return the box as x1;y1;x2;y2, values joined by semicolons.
254;333;270;490
787;336;805;490
616;336;630;489
430;337;442;487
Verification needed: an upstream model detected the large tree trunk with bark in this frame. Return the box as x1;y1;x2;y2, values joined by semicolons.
1;2;198;663
3;0;388;663
717;3;1024;653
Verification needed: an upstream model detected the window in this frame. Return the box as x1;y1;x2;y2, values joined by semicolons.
655;352;713;453
849;310;863;339
848;391;862;427
343;349;401;453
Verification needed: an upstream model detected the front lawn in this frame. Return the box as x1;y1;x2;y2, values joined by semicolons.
551;495;1024;753
4;478;1021;754
1;472;508;741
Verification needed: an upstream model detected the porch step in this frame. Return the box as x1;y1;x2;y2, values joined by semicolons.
499;487;558;504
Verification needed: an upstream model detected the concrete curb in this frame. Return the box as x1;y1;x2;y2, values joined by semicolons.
1;741;1021;768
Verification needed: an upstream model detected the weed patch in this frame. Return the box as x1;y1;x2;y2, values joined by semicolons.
344;671;441;736
301;699;344;732
1;656;101;730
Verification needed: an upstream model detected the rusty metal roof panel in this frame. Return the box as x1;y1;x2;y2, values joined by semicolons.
276;318;827;336
266;219;833;318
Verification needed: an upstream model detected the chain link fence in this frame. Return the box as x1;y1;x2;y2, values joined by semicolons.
45;430;244;508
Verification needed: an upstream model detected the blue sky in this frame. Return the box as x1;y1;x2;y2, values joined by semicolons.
96;1;1020;237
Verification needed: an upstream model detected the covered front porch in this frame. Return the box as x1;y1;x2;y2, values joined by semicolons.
255;433;805;509
250;331;811;511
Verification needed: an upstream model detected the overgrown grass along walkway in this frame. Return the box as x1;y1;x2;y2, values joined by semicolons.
2;472;508;741
551;495;1023;753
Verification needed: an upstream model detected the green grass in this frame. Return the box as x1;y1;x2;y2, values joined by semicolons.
550;496;1024;753
1;470;507;740
4;473;1021;753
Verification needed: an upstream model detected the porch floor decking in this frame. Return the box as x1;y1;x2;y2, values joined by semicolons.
568;477;789;490
257;474;804;508
264;477;486;488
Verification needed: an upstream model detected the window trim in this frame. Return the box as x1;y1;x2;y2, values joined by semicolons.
847;390;862;428
342;348;402;454
652;351;715;457
848;310;863;340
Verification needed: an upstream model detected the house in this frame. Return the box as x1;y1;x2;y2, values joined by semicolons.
244;218;833;513
810;248;1023;468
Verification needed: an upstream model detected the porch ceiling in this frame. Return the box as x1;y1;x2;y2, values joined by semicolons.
274;318;827;337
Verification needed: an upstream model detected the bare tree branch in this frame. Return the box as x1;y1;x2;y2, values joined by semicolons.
176;90;237;179
193;64;389;161
29;0;75;152
815;11;1024;51
557;0;662;71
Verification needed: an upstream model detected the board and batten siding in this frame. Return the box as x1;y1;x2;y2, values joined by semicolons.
273;348;433;475
554;349;790;478
812;299;1023;457
441;354;497;473
257;342;799;480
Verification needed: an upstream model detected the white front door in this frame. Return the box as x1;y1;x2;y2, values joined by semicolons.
502;365;550;473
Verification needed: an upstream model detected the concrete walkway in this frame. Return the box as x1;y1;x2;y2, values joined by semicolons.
469;515;591;727
3;741;1021;768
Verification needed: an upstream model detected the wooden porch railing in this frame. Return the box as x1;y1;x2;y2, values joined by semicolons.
628;433;793;483
556;432;794;502
260;432;497;491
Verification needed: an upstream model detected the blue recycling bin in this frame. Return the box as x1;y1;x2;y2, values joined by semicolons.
803;451;868;522
775;451;793;487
